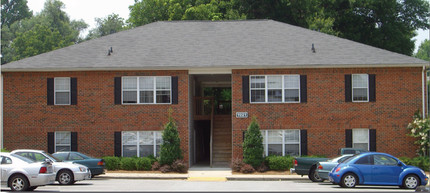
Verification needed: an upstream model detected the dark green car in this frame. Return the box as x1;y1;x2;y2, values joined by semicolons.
52;152;105;178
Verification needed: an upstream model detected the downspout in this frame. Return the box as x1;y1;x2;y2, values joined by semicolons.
423;65;426;119
1;73;3;149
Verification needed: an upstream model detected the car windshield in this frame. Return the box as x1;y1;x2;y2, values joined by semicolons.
44;152;62;162
52;152;68;160
10;154;35;163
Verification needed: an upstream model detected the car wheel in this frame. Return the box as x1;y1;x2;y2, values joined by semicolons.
402;174;420;189
8;174;29;191
27;186;37;191
340;173;358;188
308;167;324;182
57;170;75;185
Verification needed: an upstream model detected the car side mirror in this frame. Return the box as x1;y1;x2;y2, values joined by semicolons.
397;162;403;167
43;158;53;165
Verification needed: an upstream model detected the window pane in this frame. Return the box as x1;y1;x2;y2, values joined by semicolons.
251;90;265;102
155;132;162;145
156;77;170;89
123;145;137;157
353;129;368;143
55;78;70;91
352;74;368;88
56;132;71;145
123;91;137;103
56;146;71;152
374;155;397;166
156;145;161;156
55;92;70;104
122;132;137;145
285;144;300;156
353;88;367;101
284;75;299;89
353;143;368;150
123;77;137;89
268;144;282;156
268;89;282;102
284;130;300;143
139;77;154;90
156;91;170;103
140;91;154;103
139;145;154;157
139;131;154;145
285;89;299;102
251;76;265;89
267;130;282;143
267;76;282;88
355;155;372;165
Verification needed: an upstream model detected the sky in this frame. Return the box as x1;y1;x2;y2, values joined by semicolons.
27;0;429;53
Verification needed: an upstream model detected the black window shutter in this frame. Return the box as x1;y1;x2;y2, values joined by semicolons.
345;129;352;148
47;78;54;105
171;76;178;104
369;129;376;151
243;131;246;142
369;74;376;102
242;76;249;103
345;74;352;102
47;132;54;153
300;75;307;103
300;130;308;156
114;132;122;157
71;132;78;151
114;77;121;105
71;78;77;105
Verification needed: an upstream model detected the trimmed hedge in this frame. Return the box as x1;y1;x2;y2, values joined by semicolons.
136;157;152;171
103;156;157;171
103;156;121;170
265;155;294;171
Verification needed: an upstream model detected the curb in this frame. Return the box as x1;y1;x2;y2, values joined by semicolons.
98;175;307;181
98;176;188;180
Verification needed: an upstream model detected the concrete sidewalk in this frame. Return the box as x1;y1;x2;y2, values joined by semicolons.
98;168;308;181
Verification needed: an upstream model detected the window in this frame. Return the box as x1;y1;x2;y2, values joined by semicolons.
122;76;171;104
352;74;368;102
374;155;398;166
122;131;162;157
353;129;369;150
355;155;372;165
250;75;300;103
55;131;71;152
55;77;71;105
261;130;300;156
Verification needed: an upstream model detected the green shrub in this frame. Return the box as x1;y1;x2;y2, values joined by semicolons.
103;156;121;170
265;155;294;171
147;155;158;164
410;156;430;171
121;157;137;170
160;115;183;165
1;148;9;152
243;117;264;168
399;157;412;165
135;157;152;171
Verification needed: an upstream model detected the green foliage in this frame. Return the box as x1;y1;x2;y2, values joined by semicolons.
120;157;137;170
159;112;183;165
135;157;152;171
1;148;9;152
415;39;430;61
399;157;412;165
400;156;430;171
265;155;294;171
1;0;32;28
86;13;126;40
407;111;430;156
103;156;121;170
243;117;264;168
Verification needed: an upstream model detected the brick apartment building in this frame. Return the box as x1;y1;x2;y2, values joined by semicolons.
1;20;427;167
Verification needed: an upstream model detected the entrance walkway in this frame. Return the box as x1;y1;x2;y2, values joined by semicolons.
187;166;232;181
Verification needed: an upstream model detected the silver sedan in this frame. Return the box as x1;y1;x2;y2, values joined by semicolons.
0;152;56;191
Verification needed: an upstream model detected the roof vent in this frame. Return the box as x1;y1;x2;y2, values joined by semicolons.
311;43;316;53
107;47;113;56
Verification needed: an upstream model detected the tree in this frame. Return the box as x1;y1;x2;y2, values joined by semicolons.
86;13;126;40
415;40;430;61
243;117;264;168
159;111;183;165
407;111;430;156
1;0;32;28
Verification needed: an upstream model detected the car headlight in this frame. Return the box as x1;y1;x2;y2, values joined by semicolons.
79;167;87;172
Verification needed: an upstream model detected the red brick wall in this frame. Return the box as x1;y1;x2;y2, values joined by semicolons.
232;67;423;158
3;71;189;161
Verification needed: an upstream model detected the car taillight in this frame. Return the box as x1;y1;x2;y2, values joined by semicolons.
97;161;105;166
318;165;323;170
39;167;47;174
335;167;341;172
294;159;298;167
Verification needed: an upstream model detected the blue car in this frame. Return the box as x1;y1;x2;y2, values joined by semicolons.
329;152;428;189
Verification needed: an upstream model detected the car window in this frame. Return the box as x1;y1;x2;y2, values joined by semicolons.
1;156;12;164
374;155;398;166
53;153;68;161
15;152;37;161
10;154;34;163
33;153;48;162
338;155;353;163
70;153;85;160
355;155;373;165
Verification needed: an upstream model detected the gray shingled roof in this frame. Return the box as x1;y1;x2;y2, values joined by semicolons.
2;20;427;71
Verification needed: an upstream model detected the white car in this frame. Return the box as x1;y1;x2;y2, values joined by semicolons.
11;149;91;185
0;152;56;191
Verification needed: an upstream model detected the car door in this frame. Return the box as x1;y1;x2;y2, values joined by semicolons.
0;156;13;185
353;155;373;184
371;154;401;184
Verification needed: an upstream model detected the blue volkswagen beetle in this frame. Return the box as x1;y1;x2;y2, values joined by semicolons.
329;152;428;189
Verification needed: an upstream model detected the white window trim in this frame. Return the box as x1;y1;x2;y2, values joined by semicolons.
55;131;71;152
250;75;300;104
352;74;369;102
54;77;71;105
352;128;369;150
122;76;172;105
121;131;161;157
262;130;301;157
